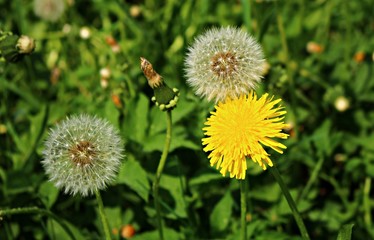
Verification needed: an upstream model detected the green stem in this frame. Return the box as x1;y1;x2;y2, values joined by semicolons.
364;177;372;234
275;4;298;139
0;207;76;240
298;157;324;202
269;166;310;240
320;173;349;208
95;190;112;240
241;0;251;31
152;110;172;240
240;179;247;240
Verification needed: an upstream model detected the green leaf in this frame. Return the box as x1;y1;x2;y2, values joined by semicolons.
286;14;302;37
117;156;150;202
304;9;323;29
103;207;122;233
143;125;199;152
189;172;222;186
103;98;120;130
38;181;59;209
311;119;331;157
251;183;280;202
172;97;196;123
47;218;86;240
159;174;187;218
122;94;149;143
130;228;181;240
10;105;48;170
210;191;233;232
336;223;354;240
353;64;369;95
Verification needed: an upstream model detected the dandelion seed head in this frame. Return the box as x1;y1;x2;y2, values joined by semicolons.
34;0;65;22
42;114;124;197
185;26;265;102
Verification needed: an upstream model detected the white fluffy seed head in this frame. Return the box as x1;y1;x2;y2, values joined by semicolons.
42;114;124;197
185;26;265;102
33;0;65;22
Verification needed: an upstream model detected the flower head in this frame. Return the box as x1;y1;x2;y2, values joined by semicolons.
185;26;265;102
34;0;65;22
202;92;289;179
140;57;180;111
42;114;124;196
17;35;36;54
334;96;349;112
0;33;36;62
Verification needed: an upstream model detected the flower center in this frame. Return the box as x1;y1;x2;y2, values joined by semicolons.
210;52;238;79
69;140;96;166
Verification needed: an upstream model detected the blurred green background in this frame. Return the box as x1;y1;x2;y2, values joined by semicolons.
1;0;373;239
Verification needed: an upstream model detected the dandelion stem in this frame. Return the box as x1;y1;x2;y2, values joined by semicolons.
240;179;247;240
241;0;251;31
153;110;172;240
364;177;372;233
95;190;112;240
270;166;310;240
0;206;76;240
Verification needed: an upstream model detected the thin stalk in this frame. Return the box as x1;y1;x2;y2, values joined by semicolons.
152;110;172;240
0;207;76;240
298;157;324;202
241;0;251;31
240;179;247;240
364;177;372;234
269;166;310;240
320;173;349;209
95;190;112;240
275;4;299;138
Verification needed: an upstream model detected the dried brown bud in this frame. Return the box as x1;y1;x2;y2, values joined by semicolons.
140;57;163;89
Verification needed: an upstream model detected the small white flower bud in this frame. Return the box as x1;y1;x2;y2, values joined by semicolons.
334;96;349;112
100;67;111;79
80;27;91;39
16;35;35;54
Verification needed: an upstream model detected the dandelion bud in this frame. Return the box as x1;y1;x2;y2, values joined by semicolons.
0;33;35;63
262;61;271;76
140;57;163;89
111;45;121;53
105;36;117;46
334;96;349;112
354;51;365;63
306;41;323;54
130;5;141;18
100;78;109;88
50;67;61;85
100;67;111;79
80;27;91;39
42;114;124;197
140;57;179;111
185;26;265;102
16;35;35;54
111;94;123;108
62;24;72;34
121;224;136;238
0;124;7;134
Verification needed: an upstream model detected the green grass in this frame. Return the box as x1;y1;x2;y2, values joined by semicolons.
1;0;374;239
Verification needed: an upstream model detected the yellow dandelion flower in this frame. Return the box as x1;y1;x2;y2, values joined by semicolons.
202;92;289;179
